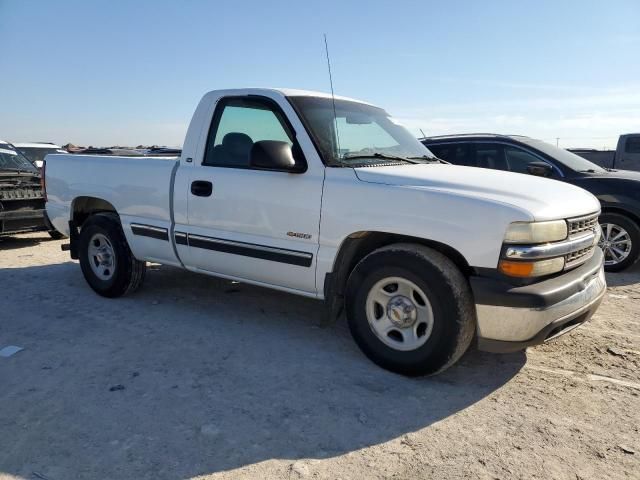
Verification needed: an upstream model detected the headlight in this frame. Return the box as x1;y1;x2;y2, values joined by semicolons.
504;220;568;244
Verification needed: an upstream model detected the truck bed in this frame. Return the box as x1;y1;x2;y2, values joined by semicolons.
45;154;179;238
569;149;616;169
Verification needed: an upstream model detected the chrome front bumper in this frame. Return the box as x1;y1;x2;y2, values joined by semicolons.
472;250;606;353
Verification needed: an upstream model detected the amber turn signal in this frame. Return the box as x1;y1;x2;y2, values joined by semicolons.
498;260;535;277
499;257;565;278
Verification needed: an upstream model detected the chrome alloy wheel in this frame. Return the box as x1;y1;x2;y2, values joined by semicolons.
365;276;434;351
599;223;632;266
88;233;116;280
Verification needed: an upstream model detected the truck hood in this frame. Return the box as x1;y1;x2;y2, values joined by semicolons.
354;164;600;221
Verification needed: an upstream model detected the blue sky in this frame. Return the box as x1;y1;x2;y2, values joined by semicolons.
1;0;639;148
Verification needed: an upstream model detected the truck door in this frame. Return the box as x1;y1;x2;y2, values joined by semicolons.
179;95;324;294
618;135;640;171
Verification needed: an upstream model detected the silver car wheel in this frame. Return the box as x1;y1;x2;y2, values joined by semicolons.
365;276;434;351
599;223;632;266
88;233;116;280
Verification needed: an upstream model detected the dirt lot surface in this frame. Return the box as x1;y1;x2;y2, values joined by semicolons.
1;233;638;480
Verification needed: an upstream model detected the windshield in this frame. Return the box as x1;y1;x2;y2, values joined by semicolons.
288;96;435;166
17;146;65;164
517;137;606;173
0;144;38;172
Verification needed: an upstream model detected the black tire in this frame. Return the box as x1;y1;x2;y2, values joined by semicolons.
345;243;475;376
78;213;146;297
599;212;640;272
48;230;66;240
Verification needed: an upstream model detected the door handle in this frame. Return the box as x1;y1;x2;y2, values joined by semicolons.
191;180;213;197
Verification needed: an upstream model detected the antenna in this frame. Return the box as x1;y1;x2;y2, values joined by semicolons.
324;34;341;157
419;128;427;139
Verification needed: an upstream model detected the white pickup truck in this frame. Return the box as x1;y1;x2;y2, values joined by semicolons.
45;88;606;375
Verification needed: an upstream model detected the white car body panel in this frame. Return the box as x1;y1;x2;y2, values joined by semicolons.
45;88;601;302
176;89;326;293
352;164;600;222
45;154;182;266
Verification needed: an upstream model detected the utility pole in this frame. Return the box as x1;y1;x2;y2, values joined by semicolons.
556;137;560;147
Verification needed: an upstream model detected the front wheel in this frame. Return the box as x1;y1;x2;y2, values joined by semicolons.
78;214;146;297
599;213;640;272
345;244;475;376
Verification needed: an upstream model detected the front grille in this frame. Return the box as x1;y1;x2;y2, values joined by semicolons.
565;246;595;269
564;213;600;270
568;213;599;237
0;187;43;201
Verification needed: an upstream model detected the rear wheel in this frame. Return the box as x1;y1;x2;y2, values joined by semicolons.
78;214;146;297
345;243;475;376
599;213;640;272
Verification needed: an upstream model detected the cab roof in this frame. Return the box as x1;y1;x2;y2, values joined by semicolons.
421;133;530;142
205;87;374;107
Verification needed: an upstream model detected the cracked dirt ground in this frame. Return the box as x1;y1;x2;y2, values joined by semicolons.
1;233;638;479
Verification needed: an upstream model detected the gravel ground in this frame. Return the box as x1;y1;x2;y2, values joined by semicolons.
0;233;638;480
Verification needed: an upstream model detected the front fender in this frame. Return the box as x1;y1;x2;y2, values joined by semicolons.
598;194;640;222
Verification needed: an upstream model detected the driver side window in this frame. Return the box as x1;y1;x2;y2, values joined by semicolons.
474;144;506;170
203;98;294;168
505;147;555;176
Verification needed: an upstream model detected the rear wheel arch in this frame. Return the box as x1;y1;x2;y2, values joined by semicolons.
68;197;119;259
70;196;118;227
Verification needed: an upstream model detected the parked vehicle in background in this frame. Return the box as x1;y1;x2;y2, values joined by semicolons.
45;88;605;375
422;134;640;271
13;142;67;169
73;147;145;156
144;146;182;156
0;140;63;238
569;134;640;171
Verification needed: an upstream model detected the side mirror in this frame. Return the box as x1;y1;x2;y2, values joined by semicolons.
249;140;306;173
526;161;552;177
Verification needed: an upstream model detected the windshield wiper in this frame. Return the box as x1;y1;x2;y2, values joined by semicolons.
406;155;449;164
341;153;420;164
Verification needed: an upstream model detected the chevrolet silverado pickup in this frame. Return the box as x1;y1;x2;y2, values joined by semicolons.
45;88;606;375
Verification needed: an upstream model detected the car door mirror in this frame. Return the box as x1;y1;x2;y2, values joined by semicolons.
526;161;552;177
249;140;306;173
